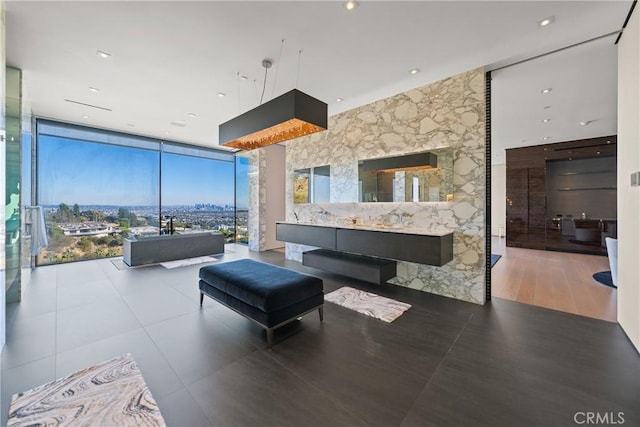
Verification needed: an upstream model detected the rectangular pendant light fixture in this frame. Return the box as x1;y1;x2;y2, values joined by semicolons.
362;152;438;174
219;89;327;150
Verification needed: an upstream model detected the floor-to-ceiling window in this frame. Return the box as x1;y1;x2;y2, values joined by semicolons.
35;120;239;265
37;121;160;265
160;143;235;240
234;154;249;244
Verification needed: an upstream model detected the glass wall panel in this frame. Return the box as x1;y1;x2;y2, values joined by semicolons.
37;135;160;264
160;151;235;241
235;155;249;244
36;119;241;264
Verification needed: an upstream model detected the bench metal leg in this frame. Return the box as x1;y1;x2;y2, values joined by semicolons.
199;292;204;306
266;329;274;349
318;306;323;322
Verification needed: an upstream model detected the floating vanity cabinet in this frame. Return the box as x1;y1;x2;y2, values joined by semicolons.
303;249;397;284
276;221;453;266
275;223;336;249
336;228;453;266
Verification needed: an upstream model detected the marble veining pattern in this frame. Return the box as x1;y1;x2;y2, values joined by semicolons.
285;68;486;304
7;353;166;427
325;286;412;323
248;150;266;252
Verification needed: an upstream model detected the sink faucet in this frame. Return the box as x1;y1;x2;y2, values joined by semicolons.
293;212;299;223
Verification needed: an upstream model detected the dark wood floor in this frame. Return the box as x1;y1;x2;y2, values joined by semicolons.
2;246;639;426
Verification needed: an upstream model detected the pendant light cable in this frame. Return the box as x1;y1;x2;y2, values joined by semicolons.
260;64;268;105
270;39;285;98
236;72;241;113
253;79;259;104
296;49;302;88
259;59;272;105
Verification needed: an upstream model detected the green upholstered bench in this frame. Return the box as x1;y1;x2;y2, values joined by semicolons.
199;259;324;348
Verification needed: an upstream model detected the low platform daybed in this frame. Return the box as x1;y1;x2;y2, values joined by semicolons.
199;259;324;348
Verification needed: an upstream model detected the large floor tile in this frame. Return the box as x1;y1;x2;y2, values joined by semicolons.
56;278;120;311
55;328;183;399
56;261;109;287
56;298;141;352
108;268;174;297
266;319;430;426
1;319;56;370
155;387;212;427
145;310;258;386
187;351;369;427
123;286;200;326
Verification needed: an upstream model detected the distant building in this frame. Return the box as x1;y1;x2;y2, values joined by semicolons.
60;222;119;236
130;226;160;236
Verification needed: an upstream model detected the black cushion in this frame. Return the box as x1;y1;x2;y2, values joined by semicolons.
199;259;323;312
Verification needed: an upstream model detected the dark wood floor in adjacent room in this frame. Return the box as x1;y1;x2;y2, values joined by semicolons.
2;245;638;426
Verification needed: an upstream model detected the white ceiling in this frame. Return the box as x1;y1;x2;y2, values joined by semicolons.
5;1;631;156
491;33;619;165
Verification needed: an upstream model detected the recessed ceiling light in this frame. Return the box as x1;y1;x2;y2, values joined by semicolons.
579;120;592;126
538;16;555;27
409;68;420;75
543;136;550;140
542;118;550;123
82;115;89;119
544;106;551;109
543;148;548;151
217;92;226;97
96;50;111;59
344;1;359;11
541;88;552;94
336;98;343;102
607;140;611;144
596;151;601;155
188;112;197;118
127;123;135;127
89;87;100;93
239;75;248;81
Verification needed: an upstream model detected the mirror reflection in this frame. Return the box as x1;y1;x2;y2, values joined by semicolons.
358;148;453;202
293;165;331;204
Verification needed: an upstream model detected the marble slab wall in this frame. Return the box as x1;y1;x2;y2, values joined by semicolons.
247;149;266;252
285;68;486;304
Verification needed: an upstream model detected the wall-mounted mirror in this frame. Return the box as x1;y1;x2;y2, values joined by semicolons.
293;165;330;204
358;148;453;202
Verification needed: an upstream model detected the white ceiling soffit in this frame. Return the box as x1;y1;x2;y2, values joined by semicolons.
491;33;619;165
5;1;632;149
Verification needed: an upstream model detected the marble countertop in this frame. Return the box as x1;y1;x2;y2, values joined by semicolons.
276;221;453;237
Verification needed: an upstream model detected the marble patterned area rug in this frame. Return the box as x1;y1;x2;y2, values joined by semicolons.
160;256;218;269
325;286;411;323
8;353;166;427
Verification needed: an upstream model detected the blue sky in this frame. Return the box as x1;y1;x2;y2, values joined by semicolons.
38;136;244;207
